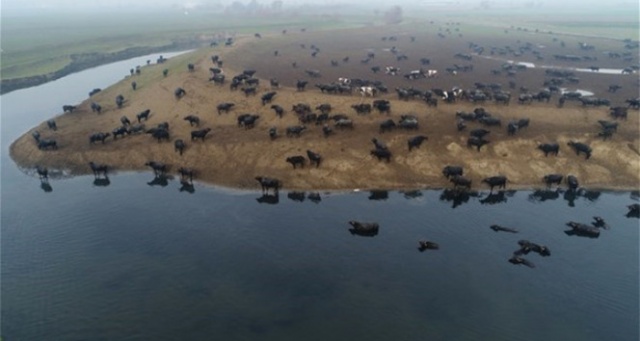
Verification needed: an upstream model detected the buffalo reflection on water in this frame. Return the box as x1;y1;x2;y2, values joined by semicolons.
256;193;279;205
439;189;480;208
529;188;601;206
368;190;389;201
479;190;516;205
40;180;53;193
147;175;169;187
179;180;195;194
401;190;423;199
287;191;306;202
93;177;111;187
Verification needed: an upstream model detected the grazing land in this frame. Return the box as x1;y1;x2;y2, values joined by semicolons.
9;16;640;191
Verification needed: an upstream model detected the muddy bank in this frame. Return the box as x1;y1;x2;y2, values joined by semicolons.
9;31;640;192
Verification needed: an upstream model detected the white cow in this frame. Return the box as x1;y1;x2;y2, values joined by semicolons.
338;77;351;86
426;69;438;78
359;86;377;97
385;66;400;76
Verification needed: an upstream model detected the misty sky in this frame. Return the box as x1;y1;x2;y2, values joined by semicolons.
2;0;638;13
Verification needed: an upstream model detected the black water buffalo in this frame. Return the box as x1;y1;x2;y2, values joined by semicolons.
62;105;76;113
507;122;519;136
470;128;490;139
467;137;490;151
255;176;281;194
177;167;195;182
479;117;501;127
269;127;277;140
296;80;308;91
129;124;145;134
89;88;101;97
565;221;600;238
372;138;388;151
38;139;57;150
115;94;125;108
306;150;322;168
271;104;284;118
137;109;151;122
286;156;306;169
35;165;49;180
509;255;535;268
371;148;391;162
567;175;579;191
322;125;333;137
120;116;131;126
351;103;372;114
145;161;167;175
112;126;129;139
88;161;108;177
543;174;563;187
131;81;137;90
398;116;418;130
217;102;235;115
174;88;186;99
47;119;57;131
379;119;396;133
567;141;592;159
490;225;518;233
151;129;170;142
407;135;428;151
537;143;559;156
286;125;306;137
191;128;211;141
597;120;618;132
610;106;628;120
335;119;354;129
450;175;472;190
442;166;463;179
348;221;379;236
89;132;110;144
238;114;260;129
261;92;277;105
482;176;507;192
181;115;199;127
627;204;640;218
516;240;551;256
316;103;332;114
373;99;391;114
90;102;102;114
32;130;41;142
418;240;440;251
174;139;186;155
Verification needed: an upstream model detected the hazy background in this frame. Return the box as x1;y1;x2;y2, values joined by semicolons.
2;0;638;14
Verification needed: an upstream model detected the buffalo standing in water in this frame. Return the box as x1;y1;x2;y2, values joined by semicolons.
348;221;379;236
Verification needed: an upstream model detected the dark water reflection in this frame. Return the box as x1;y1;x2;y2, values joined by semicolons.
1;52;639;341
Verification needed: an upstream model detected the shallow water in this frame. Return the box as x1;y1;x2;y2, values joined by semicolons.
1;51;639;341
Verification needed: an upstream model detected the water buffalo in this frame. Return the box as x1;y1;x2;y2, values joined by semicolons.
322;125;333;137
191;128;211;141
145;161;167;175
306;150;322;168
131;81;137;90
509;255;535;268
137;109;151;122
32;130;41;142
516;240;551;256
567;175;579;191
62;105;76;113
238;114;260;129
537;143;559;157
565;221;600;238
112;126;129;139
450;175;472;190
150;128;169;142
348;221;379;236
286;155;306;169
372;138;388;151
379;119;396;133
407;135;428;151
90;102;102;114
286;125;306;137
174;139;186;155
627;203;640;218
335;119;354;129
115;94;125;108
490;225;518;233
89;132;110;144
482;176;507;192
418;240;440;251
296;80;308;91
38;139;58;150
174;87;186;99
120;116;131;126
442;166;463;179
370;148;391;162
255;176;281;194
47;119;57;131
352;103;372;114
177;167;195;182
89;161;108;177
261;92;277;105
543;174;563;187
271;104;284;118
217;102;235;115
36;166;49;180
467;137;490;151
470;128;490;139
184;115;200;126
567;141;592;159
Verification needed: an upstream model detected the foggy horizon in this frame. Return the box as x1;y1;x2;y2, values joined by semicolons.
2;0;638;15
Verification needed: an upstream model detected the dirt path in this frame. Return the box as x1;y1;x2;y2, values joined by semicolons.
10;31;640;192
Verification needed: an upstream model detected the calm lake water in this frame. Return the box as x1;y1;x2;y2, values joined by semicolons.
1;52;639;341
